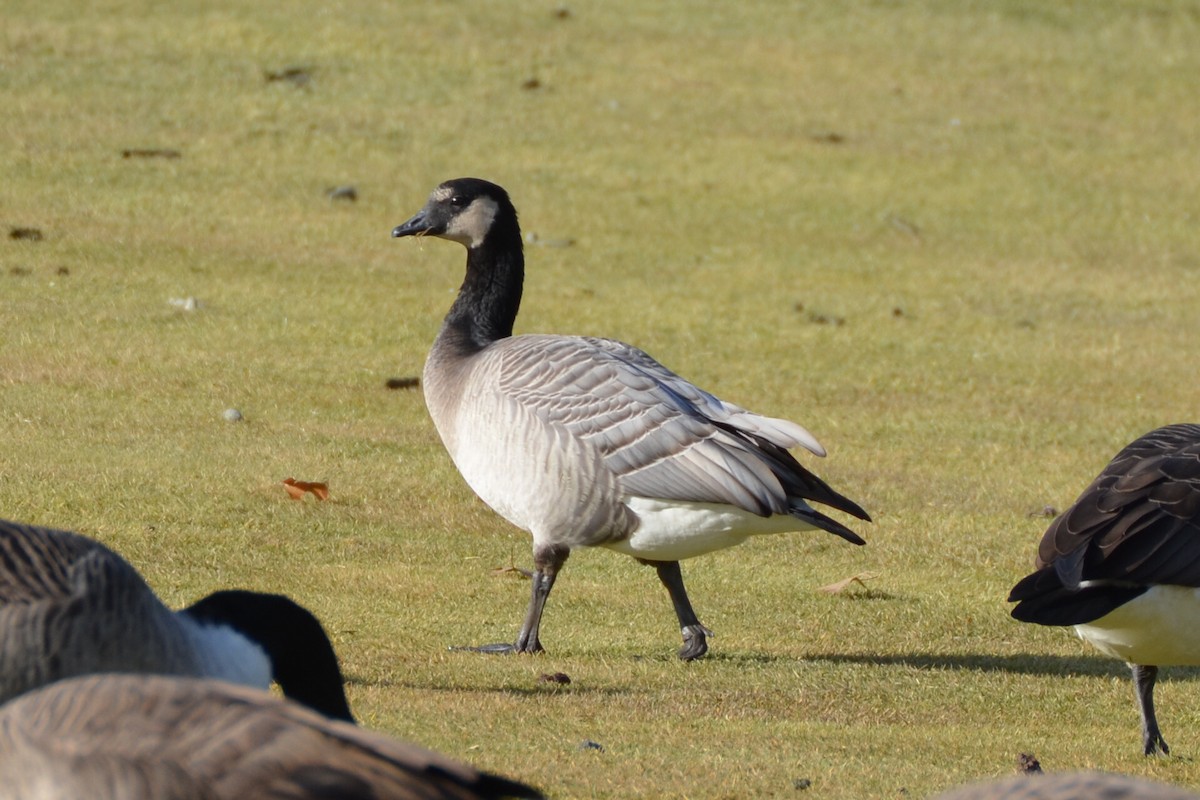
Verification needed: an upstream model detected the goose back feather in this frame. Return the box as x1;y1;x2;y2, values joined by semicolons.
0;673;543;800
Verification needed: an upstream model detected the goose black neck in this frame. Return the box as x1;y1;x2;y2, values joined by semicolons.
184;590;355;722
440;224;525;354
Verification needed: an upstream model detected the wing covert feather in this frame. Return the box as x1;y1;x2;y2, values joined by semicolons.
492;335;821;515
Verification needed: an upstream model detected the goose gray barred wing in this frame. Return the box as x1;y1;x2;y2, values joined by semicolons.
493;334;860;520
580;337;828;454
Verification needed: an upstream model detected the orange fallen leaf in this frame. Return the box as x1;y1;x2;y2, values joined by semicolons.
818;572;878;594
282;477;329;501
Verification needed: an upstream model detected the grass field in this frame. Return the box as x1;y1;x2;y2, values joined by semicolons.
4;1;1200;797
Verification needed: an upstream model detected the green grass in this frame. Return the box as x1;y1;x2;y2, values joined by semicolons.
4;0;1200;797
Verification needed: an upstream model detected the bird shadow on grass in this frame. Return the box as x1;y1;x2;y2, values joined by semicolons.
800;651;1200;681
345;674;633;697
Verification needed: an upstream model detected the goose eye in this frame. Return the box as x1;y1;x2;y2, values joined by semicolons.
449;195;468;207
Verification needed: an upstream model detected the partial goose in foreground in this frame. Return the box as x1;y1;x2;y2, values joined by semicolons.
392;178;870;660
1009;424;1200;754
0;673;543;799
932;771;1200;800
0;518;352;720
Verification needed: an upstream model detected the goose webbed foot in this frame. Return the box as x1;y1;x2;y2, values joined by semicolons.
645;560;713;661
679;624;712;661
456;547;565;657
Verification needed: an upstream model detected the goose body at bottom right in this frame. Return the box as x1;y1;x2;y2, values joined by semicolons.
1009;423;1200;755
933;771;1200;800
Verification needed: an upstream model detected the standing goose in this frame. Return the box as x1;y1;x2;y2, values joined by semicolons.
0;673;543;799
1009;424;1200;754
392;178;870;660
0;518;353;721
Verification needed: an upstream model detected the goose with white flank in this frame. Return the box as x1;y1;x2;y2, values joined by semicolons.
1009;424;1200;754
391;178;870;660
0;518;353;721
0;673;543;799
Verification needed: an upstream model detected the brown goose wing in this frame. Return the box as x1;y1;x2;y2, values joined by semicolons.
1010;424;1200;624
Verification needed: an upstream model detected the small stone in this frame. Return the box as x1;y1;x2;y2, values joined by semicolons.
578;740;604;752
222;409;244;423
168;297;199;311
793;778;813;790
327;185;357;202
538;672;571;685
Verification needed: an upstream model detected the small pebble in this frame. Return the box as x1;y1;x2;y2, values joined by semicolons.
222;408;244;423
578;740;604;752
327;185;357;202
538;672;571;685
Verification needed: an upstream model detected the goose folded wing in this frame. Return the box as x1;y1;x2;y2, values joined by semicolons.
1036;434;1200;588
495;336;807;516
581;337;827;455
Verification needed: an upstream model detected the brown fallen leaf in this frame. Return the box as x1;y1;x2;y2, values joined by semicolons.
818;572;879;594
282;477;329;501
9;227;43;241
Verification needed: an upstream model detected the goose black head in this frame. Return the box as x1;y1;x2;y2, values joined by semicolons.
392;178;519;250
183;590;354;722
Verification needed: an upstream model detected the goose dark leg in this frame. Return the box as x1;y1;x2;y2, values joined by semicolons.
1133;664;1169;755
464;544;568;656
643;559;712;661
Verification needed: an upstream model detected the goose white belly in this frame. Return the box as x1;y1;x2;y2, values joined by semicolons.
1074;585;1200;666
602;497;804;561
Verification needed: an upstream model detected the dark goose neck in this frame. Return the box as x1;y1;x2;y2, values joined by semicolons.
438;224;525;355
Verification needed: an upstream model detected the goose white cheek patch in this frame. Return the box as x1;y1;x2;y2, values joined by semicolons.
443;197;499;248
